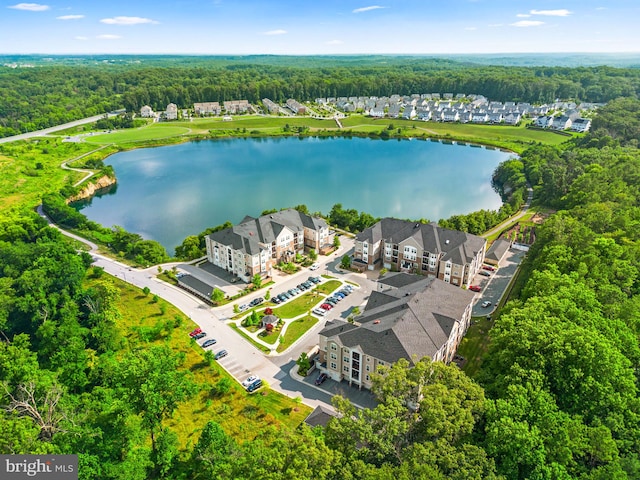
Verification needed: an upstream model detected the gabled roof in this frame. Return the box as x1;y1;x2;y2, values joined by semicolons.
208;209;328;255
326;278;474;364
304;405;339;428
486;238;511;262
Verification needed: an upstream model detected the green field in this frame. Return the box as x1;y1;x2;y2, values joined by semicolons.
84;125;193;144
96;275;309;447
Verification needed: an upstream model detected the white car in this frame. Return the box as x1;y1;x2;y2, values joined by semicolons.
312;308;327;316
242;375;259;387
310;263;320;270
481;301;492;308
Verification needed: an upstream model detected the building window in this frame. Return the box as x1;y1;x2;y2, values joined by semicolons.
330;353;337;360
343;356;349;363
366;375;370;381
331;344;337;351
343;366;349;372
366;365;370;372
378;361;385;367
331;362;337;370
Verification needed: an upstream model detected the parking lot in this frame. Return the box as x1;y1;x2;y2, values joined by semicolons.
471;248;526;316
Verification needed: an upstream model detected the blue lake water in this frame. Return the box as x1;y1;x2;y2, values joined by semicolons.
78;136;513;253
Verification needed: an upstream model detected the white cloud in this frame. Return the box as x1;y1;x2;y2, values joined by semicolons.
57;14;84;20
516;13;531;18
75;36;88;40
97;34;122;39
326;39;343;45
100;16;158;25
511;20;545;27
263;29;287;35
530;9;572;17
488;23;503;27
464;27;477;31
352;5;384;13
8;3;49;11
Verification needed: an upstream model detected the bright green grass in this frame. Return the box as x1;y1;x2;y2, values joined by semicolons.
457;318;493;378
84;125;192;144
314;280;342;295
277;315;318;353
230;324;271;353
186;115;335;131
89;275;309;449
272;292;325;318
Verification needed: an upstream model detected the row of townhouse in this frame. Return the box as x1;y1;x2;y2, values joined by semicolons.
285;98;306;115
534;112;592;132
353;218;486;288
204;209;331;283
141;100;252;119
317;273;475;390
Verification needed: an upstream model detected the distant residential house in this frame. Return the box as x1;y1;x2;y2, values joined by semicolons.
401;106;416;120
286;99;306;114
316;274;475;389
551;115;572;130
354;218;486;288
442;109;459;122
503;112;522;125
223;100;250;114
455;93;466;99
165;103;178;120
570;118;592;132
194;102;221;116
387;104;401;118
488;112;503;124
205;209;330;283
534;115;553;128
262;98;280;114
261;314;279;330
457;110;472;123
140;105;154;118
443;93;454;100
472;112;489;123
485;238;511;266
369;107;385;118
315;98;327;105
416;108;432;121
431;93;441;100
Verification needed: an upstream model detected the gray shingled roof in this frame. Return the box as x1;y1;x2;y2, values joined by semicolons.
304;405;338;428
178;275;214;299
208;208;328;255
486;238;511;262
356;219;485;265
326;278;474;364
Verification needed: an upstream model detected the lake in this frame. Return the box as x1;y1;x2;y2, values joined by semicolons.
78;136;513;253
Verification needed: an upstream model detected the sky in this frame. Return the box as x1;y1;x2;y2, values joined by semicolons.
1;0;639;55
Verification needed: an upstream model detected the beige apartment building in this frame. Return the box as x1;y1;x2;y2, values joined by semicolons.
316;274;475;390
353;219;486;287
205;209;331;283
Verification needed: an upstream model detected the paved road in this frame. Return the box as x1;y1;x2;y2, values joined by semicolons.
0;112;121;144
482;186;534;239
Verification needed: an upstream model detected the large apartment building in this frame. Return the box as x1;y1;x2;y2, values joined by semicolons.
317;273;475;390
205;209;331;283
354;219;486;288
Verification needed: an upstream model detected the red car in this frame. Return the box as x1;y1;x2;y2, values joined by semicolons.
469;285;482;292
320;303;333;310
189;328;202;337
482;265;496;271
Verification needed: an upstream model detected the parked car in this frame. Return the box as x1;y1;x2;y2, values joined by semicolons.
310;263;320;270
249;297;264;307
309;276;321;284
312;308;326;316
238;304;248;312
479;271;491;277
469;285;482;292
297;283;307;291
272;296;281;304
482;265;496;271
481;301;492;308
214;349;228;360
193;332;207;340
315;373;328;385
202;339;217;348
325;298;338;306
189;328;202;337
320;303;333;310
246;379;262;392
303;281;313;288
282;292;291;300
242;375;259;388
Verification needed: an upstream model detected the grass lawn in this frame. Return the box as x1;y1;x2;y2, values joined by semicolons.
88;275;309;449
314;280;342;295
84;125;192;144
272;292;324;318
277;315;318;353
457;317;493;378
230;324;271;353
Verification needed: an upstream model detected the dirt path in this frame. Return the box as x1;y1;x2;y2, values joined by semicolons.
61;144;111;187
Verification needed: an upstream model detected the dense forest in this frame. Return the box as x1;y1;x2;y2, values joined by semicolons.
2;56;640;137
1;93;640;478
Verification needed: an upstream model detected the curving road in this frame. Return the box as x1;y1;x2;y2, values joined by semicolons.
37;205;371;410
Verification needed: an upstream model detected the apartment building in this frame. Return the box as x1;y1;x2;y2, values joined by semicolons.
205;209;330;282
354;219;486;287
317;274;475;389
194;102;221;116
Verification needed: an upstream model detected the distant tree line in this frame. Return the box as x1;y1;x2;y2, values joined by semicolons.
2;59;640;137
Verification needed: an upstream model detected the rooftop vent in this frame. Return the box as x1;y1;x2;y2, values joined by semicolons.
415;223;419;228
445;239;450;244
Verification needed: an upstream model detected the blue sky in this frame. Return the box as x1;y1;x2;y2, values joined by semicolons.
1;0;638;54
